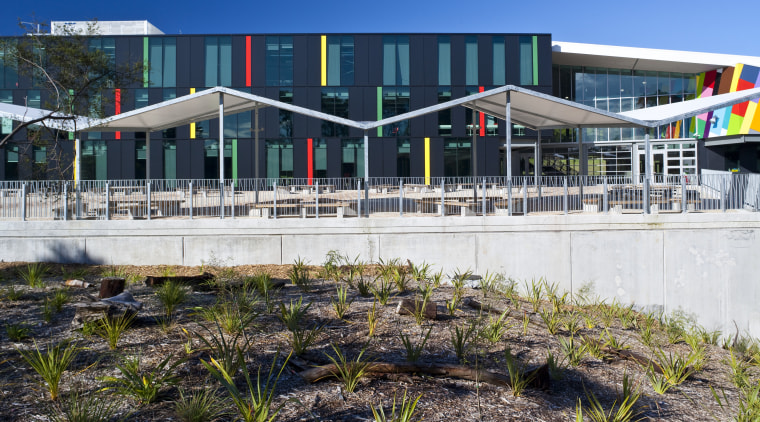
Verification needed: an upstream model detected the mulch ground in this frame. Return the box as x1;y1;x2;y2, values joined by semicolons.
0;261;756;421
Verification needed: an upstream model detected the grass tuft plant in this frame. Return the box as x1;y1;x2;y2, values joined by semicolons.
46;389;123;422
451;320;477;363
155;280;188;320
331;284;354;319
504;347;537;397
400;327;432;362
95;312;135;350
99;352;185;404
288;257;311;292
6;322;31;341
323;344;373;393
19;262;49;288
558;335;587;367
174;388;227;422
370;390;422;422
17;340;79;401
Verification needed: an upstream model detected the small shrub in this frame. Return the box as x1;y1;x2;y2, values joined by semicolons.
546;350;567;380
195;320;252;376
46;389;123;422
539;309;561;336
155;280;188;319
174;388;227;422
203;350;294;422
504;347;536;397
524;278;544;313
6;322;31;341
400;327;431;362
480;310;511;344
451;320;477;363
50;288;70;312
95;312;135;350
724;350;752;389
99;352;185;404
17;340;79;401
2;284;24;301
651;347;697;387
367;301;380;337
279;296;311;331
331;284;354;319
324;344;373;394
290;323;325;356
370;390;422;422
19;263;49;288
576;380;643;422
558;335;587;367
371;276;395;306
288;257;311;292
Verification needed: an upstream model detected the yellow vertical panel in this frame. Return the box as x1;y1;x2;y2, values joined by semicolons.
320;35;327;87
674;120;682;138
189;88;196;139
741;100;758;133
424;137;430;185
730;64;744;92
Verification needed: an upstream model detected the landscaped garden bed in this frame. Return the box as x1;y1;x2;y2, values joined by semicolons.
0;255;758;421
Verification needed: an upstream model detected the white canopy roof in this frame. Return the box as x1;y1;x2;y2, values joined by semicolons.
82;86;365;132
619;87;760;127
0;102;91;132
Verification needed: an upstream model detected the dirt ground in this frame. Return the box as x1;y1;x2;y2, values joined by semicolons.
0;260;757;421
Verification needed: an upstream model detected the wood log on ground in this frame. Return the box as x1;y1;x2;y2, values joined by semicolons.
396;298;437;320
71;291;142;329
99;277;125;298
298;361;549;391
144;272;215;289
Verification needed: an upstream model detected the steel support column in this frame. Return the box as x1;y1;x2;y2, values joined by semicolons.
219;93;225;219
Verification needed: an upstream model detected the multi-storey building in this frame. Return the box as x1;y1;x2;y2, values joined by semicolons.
0;21;758;181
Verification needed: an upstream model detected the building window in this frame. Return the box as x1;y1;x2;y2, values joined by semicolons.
0;40;18;89
519;36;535;85
321;88;349;137
438;36;450;86
147;37;176;88
493;37;505;86
0;90;13;135
204;36;231;87
326;36;354;86
162;89;177;139
383;35;409;86
279;89;293;137
438;88;451;136
204;139;232;179
266;36;293;86
382;88;410;136
342;139;364;178
81;140;107;180
135;140;146;179
266;139;293;179
5;144;19;180
397;139;410;178
163;140;176;179
443;139;471;177
465;36;478;86
313;138;327;178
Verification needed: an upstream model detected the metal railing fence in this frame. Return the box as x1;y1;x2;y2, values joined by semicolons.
1;174;757;221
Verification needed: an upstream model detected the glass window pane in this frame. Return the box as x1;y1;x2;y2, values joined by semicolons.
519;36;533;85
279;36;293;86
265;36;279;86
205;37;218;87
397;36;410;86
383;36;396;86
219;37;232;87
163;38;176;87
492;37;505;86
465;36;478;85
340;36;354;86
327;37;341;86
438;36;450;86
149;38;162;87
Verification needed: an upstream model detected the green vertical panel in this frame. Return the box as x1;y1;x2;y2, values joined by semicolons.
532;36;539;85
377;86;383;137
68;89;75;140
232;138;238;186
143;37;149;88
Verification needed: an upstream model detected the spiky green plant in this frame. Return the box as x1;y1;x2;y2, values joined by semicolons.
539;309;561;336
367;300;380;337
504;347;536;397
651;347;697;387
174;388;227;422
331;284;354;319
50;288;70;312
480;309;511;344
288;257;311;292
95;312;135;350
46;389;123;422
400;327;431;362
19;262;49;288
17;340;79;401
195;320;252;376
323;344;373;394
155;280;188;319
370;390;422;422
558;335;587;367
6;322;31;341
279;296;310;331
203;350;295;422
99;352;185;404
450;320;477;363
371;276;395;306
576;381;643;422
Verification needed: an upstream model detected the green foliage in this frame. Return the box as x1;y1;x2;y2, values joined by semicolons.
245;272;278;313
288;257;311;292
450;268;472;301
278;296;311;331
371;276;395;306
331;284;354;319
409;261;431;284
429;270;444;289
99;352;185;404
17;340;79;401
450;320;477;363
367;301;380;337
370;390;422;422
6;322;31;341
724;350;753;389
480;310;512;344
400;327;432;362
174;388;227;422
539;308;561;335
525;278;544;313
101;265;128;278
50;289;70;312
602;329;630;351
155;280;188;319
562;312;582;336
546;350;567;380
203;350;294;422
558;335;587;367
478;271;504;298
324;344;373;394
60;266;89;281
712;382;760;422
95;312;135;350
504;347;536;397
577;380;643;422
195;320;252;376
41;298;55;323
2;284;24;301
290;323;325;356
651;347;697;387
194;297;259;335
19;263;49;288
46;389;124;422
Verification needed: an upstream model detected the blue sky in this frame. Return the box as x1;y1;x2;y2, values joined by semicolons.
2;0;758;56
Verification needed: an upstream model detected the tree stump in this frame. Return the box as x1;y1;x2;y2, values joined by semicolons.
71;291;143;329
396;298;437;320
99;277;125;298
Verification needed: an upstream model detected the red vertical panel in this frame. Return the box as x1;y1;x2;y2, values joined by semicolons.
245;36;252;87
478;86;485;137
114;89;121;140
307;138;313;185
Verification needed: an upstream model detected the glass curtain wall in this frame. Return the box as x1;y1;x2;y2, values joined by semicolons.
266;139;293;179
341;139;364;178
266;36;294;86
204;36;231;87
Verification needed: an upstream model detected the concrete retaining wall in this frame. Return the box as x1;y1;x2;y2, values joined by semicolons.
1;213;759;338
